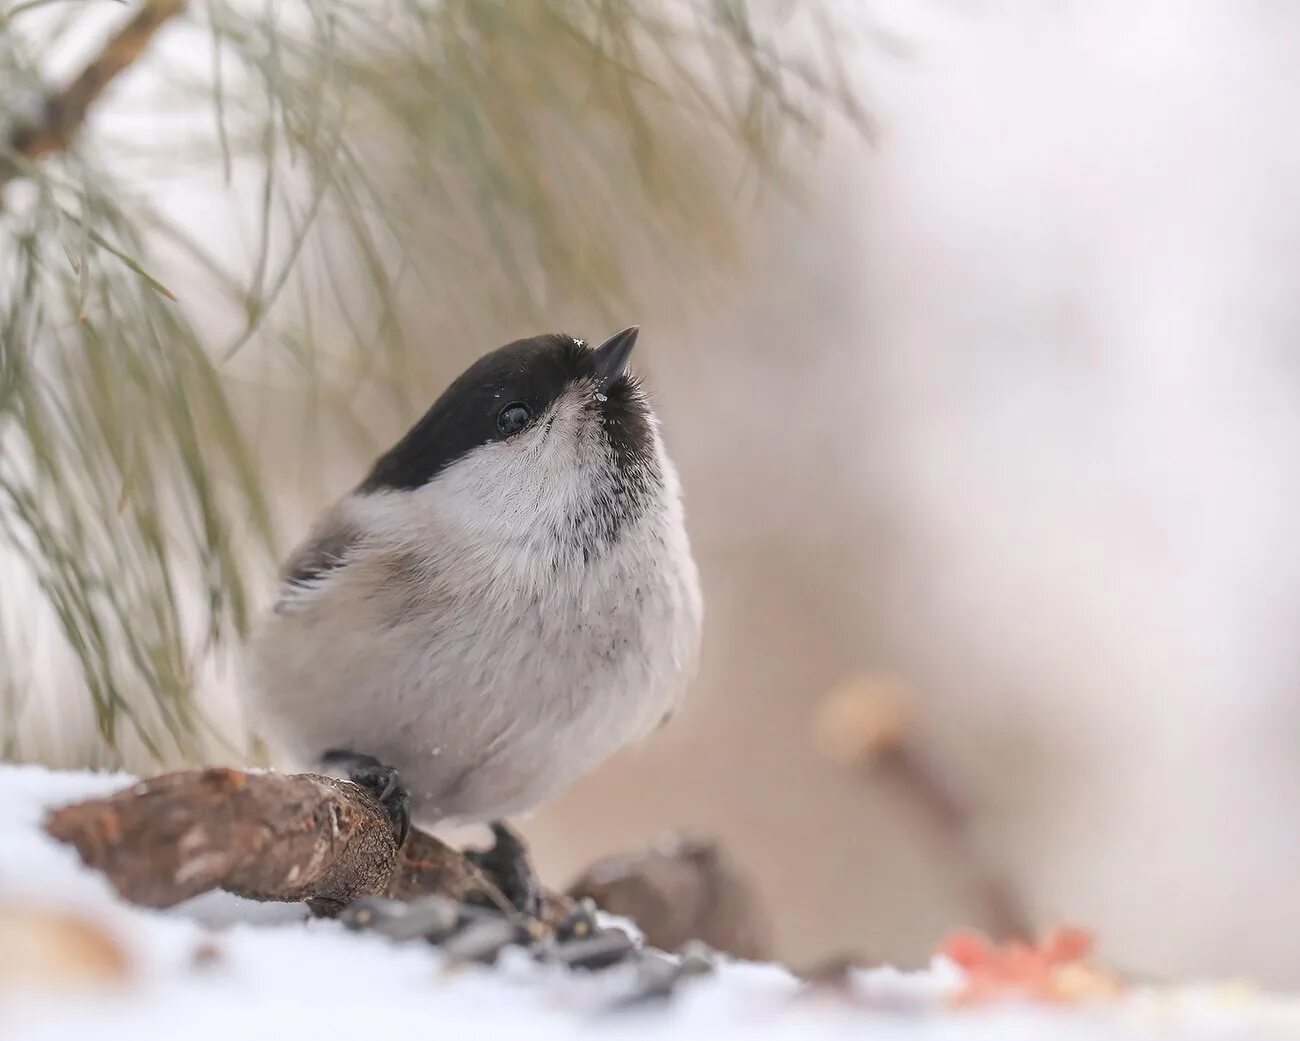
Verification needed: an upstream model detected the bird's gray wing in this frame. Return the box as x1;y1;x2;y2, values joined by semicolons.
273;517;363;615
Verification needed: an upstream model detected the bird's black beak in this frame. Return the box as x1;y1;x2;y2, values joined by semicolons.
592;326;639;388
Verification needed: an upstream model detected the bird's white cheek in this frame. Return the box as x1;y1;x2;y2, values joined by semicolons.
369;400;620;547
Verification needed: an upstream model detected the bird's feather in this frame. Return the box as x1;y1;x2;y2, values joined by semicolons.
274;520;361;614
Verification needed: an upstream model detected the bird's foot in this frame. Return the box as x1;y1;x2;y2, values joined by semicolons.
465;821;542;919
320;748;411;847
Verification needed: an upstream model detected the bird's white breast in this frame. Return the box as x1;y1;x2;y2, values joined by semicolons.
249;444;701;824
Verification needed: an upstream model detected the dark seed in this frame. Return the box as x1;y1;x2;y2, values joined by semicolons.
550;927;636;971
381;896;461;942
340;897;407;932
440;917;521;965
555;899;601;943
601;948;716;1012
630;949;681;992
676;941;717;976
340;895;462;943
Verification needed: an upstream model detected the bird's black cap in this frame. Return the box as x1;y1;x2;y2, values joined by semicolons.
361;329;652;493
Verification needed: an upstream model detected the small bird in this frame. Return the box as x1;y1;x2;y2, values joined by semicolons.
247;327;702;905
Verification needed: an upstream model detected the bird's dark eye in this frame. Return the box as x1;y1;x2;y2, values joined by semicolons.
497;402;531;436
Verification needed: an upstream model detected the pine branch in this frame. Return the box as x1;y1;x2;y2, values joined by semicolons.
2;0;185;186
2;0;865;766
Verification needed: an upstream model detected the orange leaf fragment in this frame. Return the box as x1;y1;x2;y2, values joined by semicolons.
938;926;1123;1007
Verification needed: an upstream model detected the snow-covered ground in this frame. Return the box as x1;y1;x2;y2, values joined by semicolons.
2;765;1298;1041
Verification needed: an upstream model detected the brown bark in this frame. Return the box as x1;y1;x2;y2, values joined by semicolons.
47;768;781;954
381;827;480;905
43;767;477;913
3;0;186;184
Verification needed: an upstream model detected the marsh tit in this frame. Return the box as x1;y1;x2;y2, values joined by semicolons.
248;327;702;898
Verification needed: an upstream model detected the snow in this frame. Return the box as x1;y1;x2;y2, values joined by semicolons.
3;765;1299;1040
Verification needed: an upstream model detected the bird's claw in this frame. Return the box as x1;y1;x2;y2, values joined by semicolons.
321;748;411;847
465;821;542;919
